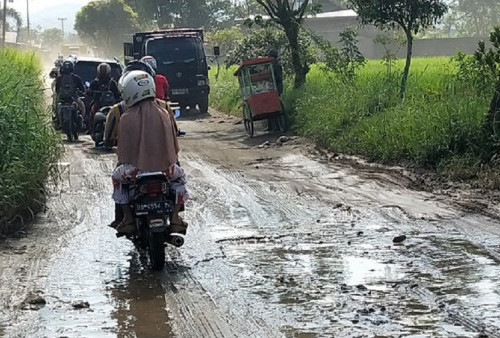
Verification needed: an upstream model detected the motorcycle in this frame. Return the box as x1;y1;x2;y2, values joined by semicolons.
116;105;186;270
118;172;185;270
88;86;118;137
92;106;111;148
58;100;82;142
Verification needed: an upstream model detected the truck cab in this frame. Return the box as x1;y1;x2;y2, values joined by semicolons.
124;29;210;114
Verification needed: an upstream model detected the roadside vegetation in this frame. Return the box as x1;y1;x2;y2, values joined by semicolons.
209;24;500;182
0;50;60;231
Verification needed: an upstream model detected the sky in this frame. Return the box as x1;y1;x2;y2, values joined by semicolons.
10;0;92;32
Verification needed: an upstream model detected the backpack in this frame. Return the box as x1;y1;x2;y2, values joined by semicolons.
98;81;116;106
59;74;76;101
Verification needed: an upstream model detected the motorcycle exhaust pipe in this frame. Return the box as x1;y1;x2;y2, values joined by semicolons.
167;235;184;248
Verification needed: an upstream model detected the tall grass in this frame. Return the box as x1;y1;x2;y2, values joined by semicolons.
209;67;241;115
0;49;61;230
210;57;493;170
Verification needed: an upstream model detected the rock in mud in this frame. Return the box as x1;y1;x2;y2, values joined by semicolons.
72;301;90;309
357;231;364;236
356;284;368;291
393;235;407;244
24;292;47;308
258;141;271;148
277;136;290;144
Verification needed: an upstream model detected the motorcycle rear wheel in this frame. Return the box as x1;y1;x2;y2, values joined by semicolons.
64;120;74;142
148;232;165;270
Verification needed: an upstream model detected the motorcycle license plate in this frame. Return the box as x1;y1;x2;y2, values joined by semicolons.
135;201;173;214
172;88;188;95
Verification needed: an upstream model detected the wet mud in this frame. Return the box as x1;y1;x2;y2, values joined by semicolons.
1;111;500;337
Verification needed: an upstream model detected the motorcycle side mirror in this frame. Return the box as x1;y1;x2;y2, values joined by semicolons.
85;81;91;88
174;109;181;119
49;71;57;79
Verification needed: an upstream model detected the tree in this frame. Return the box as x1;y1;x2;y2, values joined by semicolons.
452;0;500;37
0;7;22;32
346;0;447;97
125;0;234;29
207;27;244;56
17;25;41;44
75;0;139;57
232;0;265;19
40;28;64;49
254;0;321;88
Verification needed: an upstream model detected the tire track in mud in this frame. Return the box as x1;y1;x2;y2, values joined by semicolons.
181;150;500;337
0;141;106;329
4;116;500;337
1;140;175;338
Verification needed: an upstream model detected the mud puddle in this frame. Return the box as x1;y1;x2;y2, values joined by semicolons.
180;146;500;337
3;114;500;337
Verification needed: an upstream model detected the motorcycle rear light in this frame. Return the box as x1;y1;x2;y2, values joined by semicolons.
139;182;167;195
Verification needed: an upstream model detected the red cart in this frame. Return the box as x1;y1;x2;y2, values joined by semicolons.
234;57;286;137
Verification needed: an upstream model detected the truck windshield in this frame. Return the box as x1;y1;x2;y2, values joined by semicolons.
74;61;122;84
146;37;203;65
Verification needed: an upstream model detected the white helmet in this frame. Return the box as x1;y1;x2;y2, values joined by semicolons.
119;70;156;108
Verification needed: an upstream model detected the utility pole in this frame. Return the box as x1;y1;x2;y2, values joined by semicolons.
58;17;67;41
2;0;7;48
26;0;30;44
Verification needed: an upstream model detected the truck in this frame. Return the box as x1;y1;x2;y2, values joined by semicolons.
124;29;212;114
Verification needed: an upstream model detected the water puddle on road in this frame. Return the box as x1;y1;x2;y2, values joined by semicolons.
8;226;173;337
186;156;500;337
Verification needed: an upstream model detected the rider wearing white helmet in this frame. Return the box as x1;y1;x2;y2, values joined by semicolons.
140;55;170;100
112;71;188;235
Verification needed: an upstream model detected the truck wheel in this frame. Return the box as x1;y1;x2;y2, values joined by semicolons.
198;96;209;115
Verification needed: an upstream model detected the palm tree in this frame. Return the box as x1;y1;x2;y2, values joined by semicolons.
0;7;23;32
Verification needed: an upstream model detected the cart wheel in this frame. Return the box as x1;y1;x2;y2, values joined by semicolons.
243;103;254;137
276;99;286;132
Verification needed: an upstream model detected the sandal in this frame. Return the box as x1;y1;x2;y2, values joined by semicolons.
108;220;120;229
170;217;188;235
116;220;136;235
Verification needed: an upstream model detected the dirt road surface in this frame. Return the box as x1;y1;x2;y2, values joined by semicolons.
1;111;500;338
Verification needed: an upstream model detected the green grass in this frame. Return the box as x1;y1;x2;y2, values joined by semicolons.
210;57;493;172
0;49;61;230
209;66;241;115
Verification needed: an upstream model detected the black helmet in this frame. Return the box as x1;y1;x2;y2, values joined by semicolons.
61;60;74;74
97;63;112;78
123;60;155;77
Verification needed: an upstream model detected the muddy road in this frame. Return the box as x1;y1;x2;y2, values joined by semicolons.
1;112;500;337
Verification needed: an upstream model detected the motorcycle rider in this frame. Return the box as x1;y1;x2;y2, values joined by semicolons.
55;60;86;123
141;56;170;100
112;70;188;235
87;63;121;132
104;60;178;149
105;61;180;228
